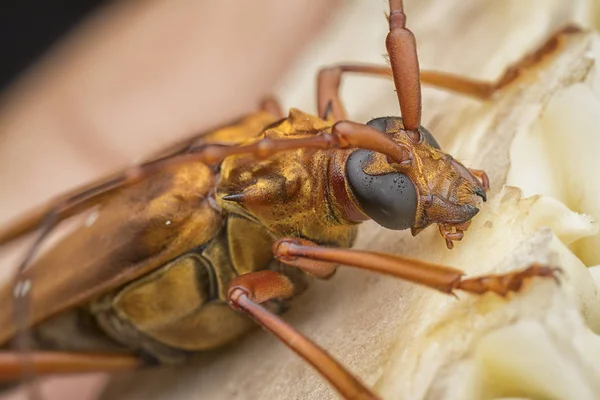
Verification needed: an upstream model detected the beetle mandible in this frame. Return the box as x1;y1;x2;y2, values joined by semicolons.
0;0;566;398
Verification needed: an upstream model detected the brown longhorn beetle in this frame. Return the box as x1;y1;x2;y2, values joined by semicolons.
0;1;568;398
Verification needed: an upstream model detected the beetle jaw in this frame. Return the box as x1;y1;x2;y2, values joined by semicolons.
400;142;488;246
410;197;480;249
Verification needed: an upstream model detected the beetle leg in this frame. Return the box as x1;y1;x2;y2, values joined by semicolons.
317;1;423;137
227;270;379;400
468;168;490;192
317;0;421;132
317;64;393;121
273;237;561;297
419;25;582;100
0;351;140;382
318;23;581;123
315;62;508;121
316;61;499;122
259;96;284;118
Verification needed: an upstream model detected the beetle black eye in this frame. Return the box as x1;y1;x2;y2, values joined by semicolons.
366;116;441;149
346;149;417;230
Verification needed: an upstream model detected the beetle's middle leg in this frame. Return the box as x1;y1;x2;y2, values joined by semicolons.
227;270;379;400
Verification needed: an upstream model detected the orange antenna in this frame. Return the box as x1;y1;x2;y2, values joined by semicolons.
386;0;421;141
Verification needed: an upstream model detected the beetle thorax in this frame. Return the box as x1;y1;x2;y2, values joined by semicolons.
216;109;358;248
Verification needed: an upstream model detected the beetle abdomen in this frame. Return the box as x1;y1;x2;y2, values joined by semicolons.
89;213;287;363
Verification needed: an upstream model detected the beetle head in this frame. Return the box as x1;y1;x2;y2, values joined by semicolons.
346;116;487;236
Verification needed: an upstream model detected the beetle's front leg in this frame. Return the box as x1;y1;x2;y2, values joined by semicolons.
273;237;560;297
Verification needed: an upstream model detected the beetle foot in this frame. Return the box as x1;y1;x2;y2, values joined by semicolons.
455;264;562;297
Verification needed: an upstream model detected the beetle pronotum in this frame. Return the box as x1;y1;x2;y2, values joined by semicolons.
0;1;570;398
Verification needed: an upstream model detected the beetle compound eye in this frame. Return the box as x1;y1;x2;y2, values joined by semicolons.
367;116;441;149
346;149;417;230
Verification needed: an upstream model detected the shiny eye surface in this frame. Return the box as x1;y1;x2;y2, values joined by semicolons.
366;116;441;149
346;149;417;230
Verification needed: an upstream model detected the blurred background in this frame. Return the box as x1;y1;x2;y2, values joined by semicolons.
1;1;599;399
1;1;104;91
